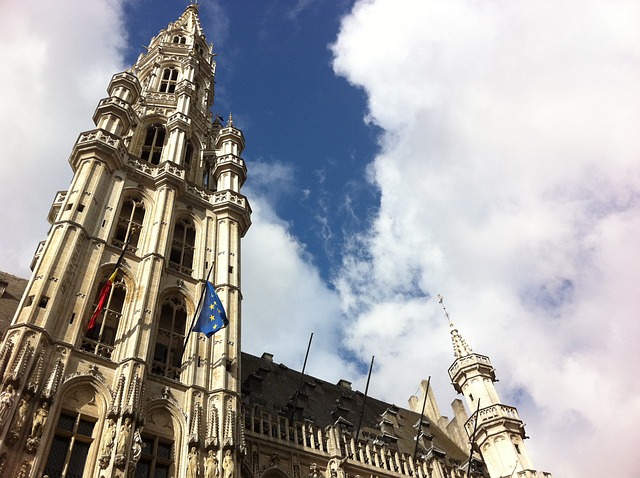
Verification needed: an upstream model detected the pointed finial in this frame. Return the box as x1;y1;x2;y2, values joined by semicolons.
437;294;453;328
437;294;473;359
228;112;233;127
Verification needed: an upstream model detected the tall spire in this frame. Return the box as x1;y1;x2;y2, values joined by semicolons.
437;294;473;358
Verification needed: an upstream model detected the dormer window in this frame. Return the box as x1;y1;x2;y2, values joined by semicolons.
159;67;178;93
172;35;186;44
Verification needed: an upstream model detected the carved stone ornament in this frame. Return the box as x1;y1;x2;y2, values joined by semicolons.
6;397;30;446
222;450;235;478
114;417;133;468
128;428;144;474
187;447;199;478
0;384;16;432
99;418;117;469
15;460;31;478
25;402;49;453
205;450;219;478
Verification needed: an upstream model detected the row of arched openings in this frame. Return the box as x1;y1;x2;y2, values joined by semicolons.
112;196;196;275
138;122;194;168
82;285;189;382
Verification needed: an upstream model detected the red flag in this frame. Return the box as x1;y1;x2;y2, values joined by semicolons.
87;269;118;331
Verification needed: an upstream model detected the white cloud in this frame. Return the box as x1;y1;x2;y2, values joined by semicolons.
0;0;127;277
241;194;355;383
2;1;639;476
332;0;640;476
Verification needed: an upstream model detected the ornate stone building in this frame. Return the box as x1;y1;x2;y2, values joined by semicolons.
0;5;551;478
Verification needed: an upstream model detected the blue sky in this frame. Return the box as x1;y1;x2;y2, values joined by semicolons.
125;0;380;285
2;1;640;477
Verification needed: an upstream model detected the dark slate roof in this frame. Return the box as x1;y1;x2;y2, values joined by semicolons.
0;271;28;338
241;351;468;461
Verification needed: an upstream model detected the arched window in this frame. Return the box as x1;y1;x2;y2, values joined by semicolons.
82;275;126;359
113;196;145;252
159;67;179;93
43;410;97;478
151;296;187;380
168;218;196;275
141;124;166;165
136;434;173;477
135;407;176;477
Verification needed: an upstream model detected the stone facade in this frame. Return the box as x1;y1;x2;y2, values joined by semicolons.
0;5;551;478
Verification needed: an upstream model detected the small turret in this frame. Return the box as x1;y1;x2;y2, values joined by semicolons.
439;295;548;478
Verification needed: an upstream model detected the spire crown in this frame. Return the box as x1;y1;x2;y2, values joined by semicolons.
438;294;474;359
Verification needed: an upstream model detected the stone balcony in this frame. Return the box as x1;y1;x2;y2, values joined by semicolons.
448;353;492;378
464;404;522;436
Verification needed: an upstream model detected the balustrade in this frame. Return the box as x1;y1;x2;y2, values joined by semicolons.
243;407;475;478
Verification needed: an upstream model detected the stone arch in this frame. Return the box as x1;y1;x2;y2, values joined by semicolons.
240;459;255;478
81;263;132;361
262;466;291;478
141;399;186;477
148;290;192;380
167;213;198;276
37;377;110;478
157;286;196;317
112;190;149;254
131;116;168;161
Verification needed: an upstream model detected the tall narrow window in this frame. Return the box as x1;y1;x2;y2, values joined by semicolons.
43;411;96;478
183;140;194;170
135;434;173;478
113;196;145;252
159;67;178;93
168;218;196;275
82;275;126;359
202;170;209;189
151;296;187;380
141;124;166;165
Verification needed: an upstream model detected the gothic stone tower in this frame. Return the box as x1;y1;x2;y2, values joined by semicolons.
0;5;250;478
447;314;549;478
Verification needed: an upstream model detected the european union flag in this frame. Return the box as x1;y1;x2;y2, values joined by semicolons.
193;282;228;337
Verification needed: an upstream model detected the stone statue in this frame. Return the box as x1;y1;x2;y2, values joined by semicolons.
205;450;219;478
325;458;346;478
100;419;116;457
98;418;117;468
11;398;29;432
0;385;15;430
308;463;321;478
29;402;49;439
222;450;234;478
116;418;132;456
187;447;199;478
131;428;144;465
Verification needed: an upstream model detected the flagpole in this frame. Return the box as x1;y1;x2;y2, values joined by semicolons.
354;355;374;446
413;376;431;461
466;398;481;478
289;332;314;422
180;263;214;366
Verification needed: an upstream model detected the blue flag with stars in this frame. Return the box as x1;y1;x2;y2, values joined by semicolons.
193;282;228;337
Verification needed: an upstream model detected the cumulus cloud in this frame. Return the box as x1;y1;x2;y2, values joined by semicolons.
331;0;640;476
242;193;355;383
0;0;128;276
